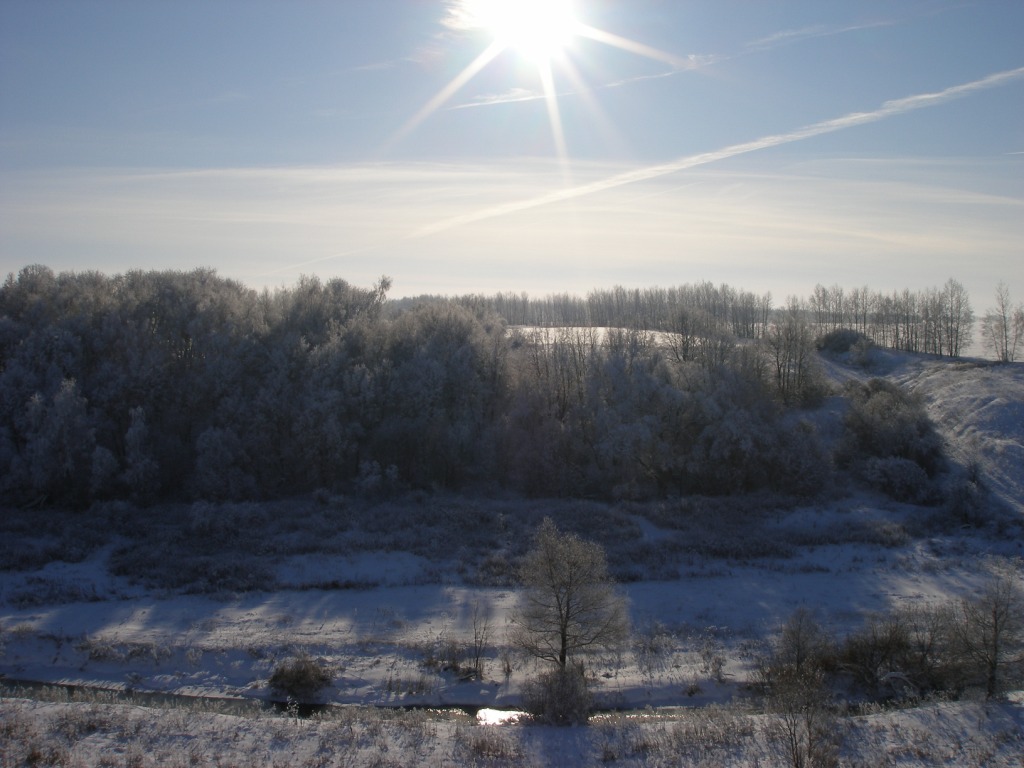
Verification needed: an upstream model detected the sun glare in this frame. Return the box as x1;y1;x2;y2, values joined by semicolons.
470;0;580;63
393;0;690;169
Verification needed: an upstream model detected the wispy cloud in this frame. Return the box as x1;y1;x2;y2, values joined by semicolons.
445;14;881;113
747;20;894;52
451;87;543;109
605;56;717;88
451;53;716;111
440;0;477;33
749;24;830;48
350;59;407;72
3;155;1021;300
414;66;1024;237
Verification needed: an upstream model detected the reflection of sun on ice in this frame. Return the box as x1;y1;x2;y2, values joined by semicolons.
466;0;580;62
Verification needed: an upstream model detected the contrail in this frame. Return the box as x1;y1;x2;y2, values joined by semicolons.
412;66;1024;238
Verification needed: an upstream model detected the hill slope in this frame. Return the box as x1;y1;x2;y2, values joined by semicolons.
819;348;1023;517
894;358;1024;516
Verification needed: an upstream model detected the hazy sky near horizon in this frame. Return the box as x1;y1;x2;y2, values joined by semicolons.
1;0;1022;304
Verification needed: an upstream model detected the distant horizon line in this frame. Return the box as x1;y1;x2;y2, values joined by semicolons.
5;262;1013;306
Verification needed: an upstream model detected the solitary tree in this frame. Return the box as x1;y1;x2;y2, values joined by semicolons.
510;518;629;671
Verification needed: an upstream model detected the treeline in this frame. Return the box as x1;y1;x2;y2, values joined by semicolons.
474;284;774;340
435;278;975;357
1;266;950;507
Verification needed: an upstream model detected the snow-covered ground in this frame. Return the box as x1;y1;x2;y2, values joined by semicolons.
2;352;1023;766
2;693;1022;767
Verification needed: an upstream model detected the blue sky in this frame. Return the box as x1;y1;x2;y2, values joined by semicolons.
1;0;1022;304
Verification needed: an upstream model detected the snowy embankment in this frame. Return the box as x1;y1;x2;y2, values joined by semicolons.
895;358;1024;516
820;349;1024;517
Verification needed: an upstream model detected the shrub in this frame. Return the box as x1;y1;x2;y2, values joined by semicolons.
455;724;523;762
838;603;967;699
840;379;945;477
942;476;988;527
522;665;593;725
860;456;934;504
817;328;869;354
850;337;876;369
777;609;833;674
754;608;836;695
839;612;912;696
7;577;101;608
268;653;333;701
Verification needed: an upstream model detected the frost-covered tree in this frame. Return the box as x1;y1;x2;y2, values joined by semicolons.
9;266;982;506
373;301;506;488
510;518;629;671
90;445;119;498
22;378;96;506
192;426;256;501
122;406;159;502
763;299;825;406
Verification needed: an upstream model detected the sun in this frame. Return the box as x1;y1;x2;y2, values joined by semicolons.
468;0;580;63
392;0;689;165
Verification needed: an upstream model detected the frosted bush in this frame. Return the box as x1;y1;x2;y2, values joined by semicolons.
454;723;525;762
841;378;944;478
522;665;593;725
861;456;933;504
268;653;333;701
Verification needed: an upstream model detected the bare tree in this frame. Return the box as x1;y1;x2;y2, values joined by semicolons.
983;282;1024;362
940;277;973;358
767;667;840;768
763;298;824;406
954;560;1024;698
469;600;492;680
510;518;629;671
665;306;707;364
777;607;831;676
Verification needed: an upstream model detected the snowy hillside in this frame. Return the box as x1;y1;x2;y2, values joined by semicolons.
894;358;1024;516
2;350;1023;767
